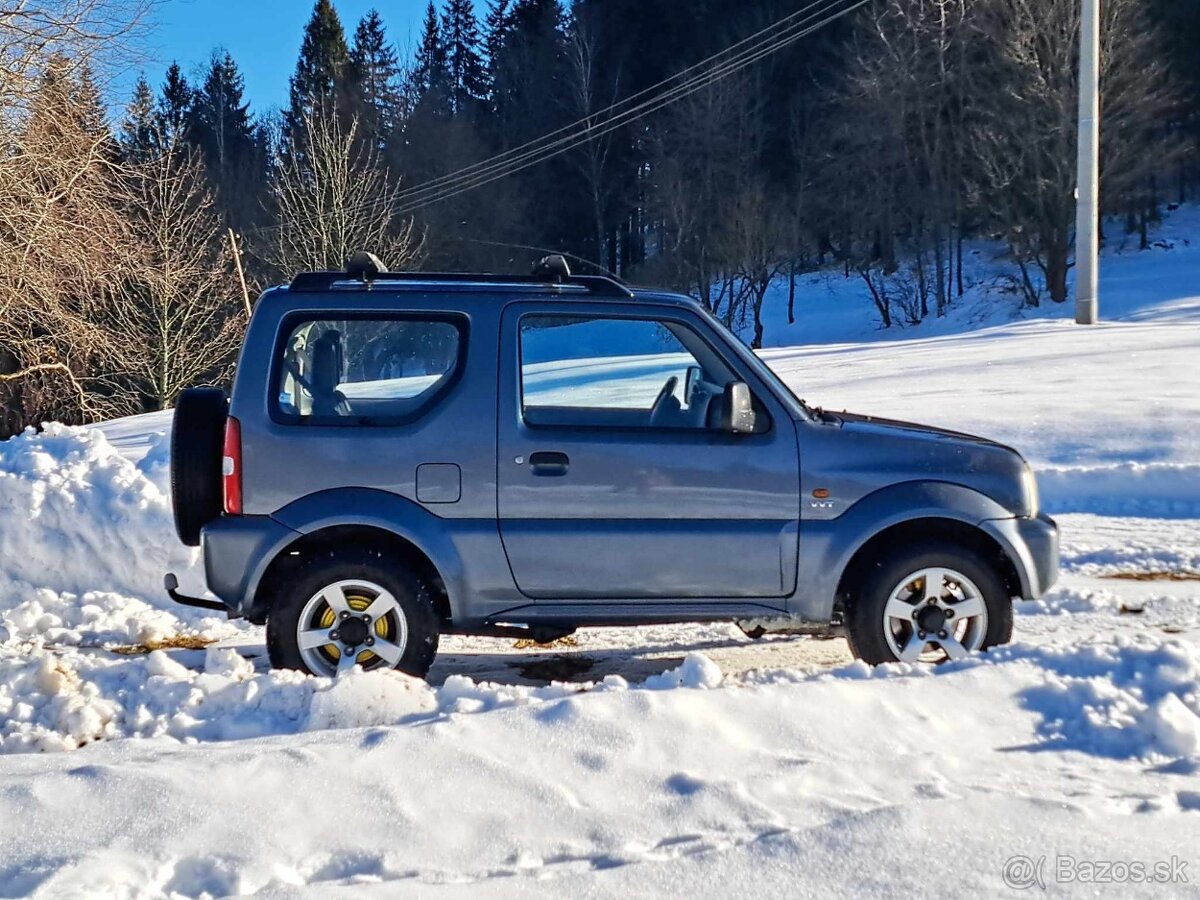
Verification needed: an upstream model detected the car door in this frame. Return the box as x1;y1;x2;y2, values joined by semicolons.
496;301;800;600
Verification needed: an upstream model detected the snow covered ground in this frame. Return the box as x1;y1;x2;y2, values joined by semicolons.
0;211;1198;898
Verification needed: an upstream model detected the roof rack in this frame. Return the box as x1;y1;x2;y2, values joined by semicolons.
289;251;634;298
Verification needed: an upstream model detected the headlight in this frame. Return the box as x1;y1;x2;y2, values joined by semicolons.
1022;464;1040;518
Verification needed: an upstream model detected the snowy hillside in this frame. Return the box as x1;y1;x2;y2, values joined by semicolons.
754;204;1200;347
0;212;1198;897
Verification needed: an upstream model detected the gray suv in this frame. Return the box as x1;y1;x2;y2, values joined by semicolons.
167;256;1058;678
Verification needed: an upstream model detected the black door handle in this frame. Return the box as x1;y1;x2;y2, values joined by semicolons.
529;451;569;475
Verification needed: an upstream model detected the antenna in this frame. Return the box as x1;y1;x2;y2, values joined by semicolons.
345;251;388;283
531;254;571;283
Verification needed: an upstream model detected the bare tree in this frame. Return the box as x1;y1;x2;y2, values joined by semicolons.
723;175;788;349
0;2;162;433
109;143;244;410
0;55;130;431
973;0;1177;304
825;0;978;325
0;0;153;108
266;111;422;275
564;7;621;268
642;75;755;314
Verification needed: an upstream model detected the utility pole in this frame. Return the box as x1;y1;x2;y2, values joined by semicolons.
1075;0;1100;325
228;228;252;319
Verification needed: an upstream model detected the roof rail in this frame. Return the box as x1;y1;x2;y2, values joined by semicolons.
289;253;633;298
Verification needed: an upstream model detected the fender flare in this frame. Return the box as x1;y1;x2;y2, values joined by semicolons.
250;488;470;617
797;481;1022;621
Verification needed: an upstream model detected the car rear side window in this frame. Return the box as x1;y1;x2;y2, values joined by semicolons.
276;317;462;424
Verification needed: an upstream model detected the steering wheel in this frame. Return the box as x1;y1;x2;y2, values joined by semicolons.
649;376;679;423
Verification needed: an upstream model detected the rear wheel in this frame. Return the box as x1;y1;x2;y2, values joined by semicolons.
845;542;1012;665
266;548;440;678
170;387;228;546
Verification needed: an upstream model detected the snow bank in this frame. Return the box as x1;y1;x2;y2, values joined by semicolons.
0;423;217;648
994;637;1200;760
0;423;186;599
5;634;1199;764
1038;462;1200;519
0;644;709;754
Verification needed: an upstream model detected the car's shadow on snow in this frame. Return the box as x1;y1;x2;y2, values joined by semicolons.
427;635;753;687
428;650;690;686
213;632;825;687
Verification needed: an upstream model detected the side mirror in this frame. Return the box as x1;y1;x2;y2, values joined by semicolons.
684;365;703;402
721;381;757;434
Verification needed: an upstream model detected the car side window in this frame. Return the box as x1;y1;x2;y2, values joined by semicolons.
277;317;461;424
519;314;733;430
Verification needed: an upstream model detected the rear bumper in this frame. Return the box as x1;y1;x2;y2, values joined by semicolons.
201;514;299;618
981;513;1059;599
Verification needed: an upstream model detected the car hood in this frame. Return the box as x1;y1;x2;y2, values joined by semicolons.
834;411;1020;453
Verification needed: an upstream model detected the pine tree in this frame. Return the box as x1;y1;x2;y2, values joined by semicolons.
73;64;108;137
287;0;350;135
442;0;488;115
413;1;450;113
492;0;566;138
488;0;570;247
483;0;511;102
188;51;267;226
348;10;402;146
158;63;194;146
121;74;160;161
190;52;255;174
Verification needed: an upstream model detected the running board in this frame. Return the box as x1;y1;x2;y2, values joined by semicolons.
486;601;788;628
443;623;576;643
164;573;228;612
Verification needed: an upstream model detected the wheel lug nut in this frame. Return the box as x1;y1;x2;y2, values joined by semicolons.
340;611;350;620
366;637;375;646
918;631;926;639
330;630;339;640
944;609;954;618
939;630;948;639
361;614;371;622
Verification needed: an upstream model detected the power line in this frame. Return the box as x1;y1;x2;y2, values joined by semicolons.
254;0;865;237
388;0;844;206
250;0;870;240
451;237;618;277
393;0;869;218
389;0;866;216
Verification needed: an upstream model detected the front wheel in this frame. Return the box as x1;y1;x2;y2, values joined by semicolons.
266;548;439;678
844;543;1013;665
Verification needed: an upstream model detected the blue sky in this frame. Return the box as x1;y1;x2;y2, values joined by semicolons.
122;0;432;116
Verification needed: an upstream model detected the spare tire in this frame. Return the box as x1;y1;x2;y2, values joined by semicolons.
171;387;228;547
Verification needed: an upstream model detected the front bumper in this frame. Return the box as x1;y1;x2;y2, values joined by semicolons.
981;513;1059;599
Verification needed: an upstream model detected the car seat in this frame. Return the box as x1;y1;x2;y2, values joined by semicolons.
309;330;351;417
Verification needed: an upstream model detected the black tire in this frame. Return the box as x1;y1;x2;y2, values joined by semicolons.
266;547;440;679
170;387;228;547
844;541;1013;665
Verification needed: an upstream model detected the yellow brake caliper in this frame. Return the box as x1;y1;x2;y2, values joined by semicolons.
318;593;392;664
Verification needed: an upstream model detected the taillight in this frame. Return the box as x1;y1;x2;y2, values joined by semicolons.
222;416;242;515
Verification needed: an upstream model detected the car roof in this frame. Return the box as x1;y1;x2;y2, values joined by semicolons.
255;277;704;316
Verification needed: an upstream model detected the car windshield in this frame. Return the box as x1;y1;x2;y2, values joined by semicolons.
698;308;813;419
